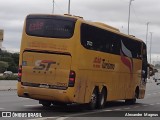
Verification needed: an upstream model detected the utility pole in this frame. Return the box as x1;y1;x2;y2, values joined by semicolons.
128;0;134;35
68;0;71;14
52;0;55;14
149;32;153;64
146;22;150;47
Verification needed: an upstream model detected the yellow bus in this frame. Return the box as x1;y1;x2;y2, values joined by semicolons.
17;14;147;109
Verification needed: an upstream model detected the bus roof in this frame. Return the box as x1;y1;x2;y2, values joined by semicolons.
63;14;144;43
27;14;144;43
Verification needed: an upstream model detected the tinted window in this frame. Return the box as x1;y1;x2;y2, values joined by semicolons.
121;37;142;59
142;43;148;78
81;23;142;59
81;23;115;53
26;15;76;38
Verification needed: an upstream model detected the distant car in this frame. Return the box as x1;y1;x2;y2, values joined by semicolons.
3;71;13;77
154;72;160;82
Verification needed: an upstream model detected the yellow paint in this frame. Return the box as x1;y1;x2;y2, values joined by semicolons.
18;14;146;105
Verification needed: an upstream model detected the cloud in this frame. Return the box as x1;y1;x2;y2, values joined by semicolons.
0;0;160;63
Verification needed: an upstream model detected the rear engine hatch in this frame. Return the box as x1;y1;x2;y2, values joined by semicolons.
21;51;71;90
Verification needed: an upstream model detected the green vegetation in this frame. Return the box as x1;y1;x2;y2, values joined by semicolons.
0;61;9;72
0;50;19;73
155;64;160;69
0;75;18;80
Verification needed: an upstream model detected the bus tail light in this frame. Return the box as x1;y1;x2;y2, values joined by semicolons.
18;65;22;82
68;70;76;87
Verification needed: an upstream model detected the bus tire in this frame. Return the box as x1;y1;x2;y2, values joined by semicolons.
125;89;138;105
88;88;98;110
97;88;107;109
39;100;51;107
125;98;136;105
52;102;67;107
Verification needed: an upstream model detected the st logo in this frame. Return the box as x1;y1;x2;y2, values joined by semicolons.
33;60;56;71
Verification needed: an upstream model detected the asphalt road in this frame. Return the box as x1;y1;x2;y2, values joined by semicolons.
0;81;160;120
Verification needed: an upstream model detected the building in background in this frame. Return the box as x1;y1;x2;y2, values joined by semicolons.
0;29;4;50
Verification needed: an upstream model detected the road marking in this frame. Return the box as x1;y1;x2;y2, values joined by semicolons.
24;104;41;107
123;107;130;110
103;109;113;111
29;117;58;120
56;117;69;120
133;106;140;108
147;92;160;96
150;104;155;106
25;101;160;120
114;108;122;111
0;108;4;110
142;104;148;107
26;101;160;120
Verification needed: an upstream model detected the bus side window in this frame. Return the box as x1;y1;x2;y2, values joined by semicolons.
110;35;120;55
142;43;147;79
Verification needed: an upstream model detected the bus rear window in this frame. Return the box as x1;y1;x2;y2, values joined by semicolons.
26;15;76;38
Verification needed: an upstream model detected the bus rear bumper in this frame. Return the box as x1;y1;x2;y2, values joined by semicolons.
17;82;75;103
138;88;146;99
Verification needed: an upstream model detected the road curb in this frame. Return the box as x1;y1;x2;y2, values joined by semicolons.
0;80;17;91
0;89;17;91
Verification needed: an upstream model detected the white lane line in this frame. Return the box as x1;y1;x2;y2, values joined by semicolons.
150;104;155;106
103;109;113;112
156;103;160;105
56;117;69;120
114;108;122;111
29;117;58;120
133;106;140;108
142;104;148;107
147;92;160;96
123;107;131;110
24;104;41;107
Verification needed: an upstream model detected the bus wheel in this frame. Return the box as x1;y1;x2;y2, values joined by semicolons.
97;88;107;109
125;98;136;105
88;89;98;110
39;100;51;107
125;91;137;105
52;102;67;107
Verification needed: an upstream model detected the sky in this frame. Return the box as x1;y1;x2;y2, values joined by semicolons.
0;0;160;63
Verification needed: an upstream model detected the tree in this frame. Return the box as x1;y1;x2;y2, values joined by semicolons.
0;61;9;73
11;53;19;66
0;50;19;73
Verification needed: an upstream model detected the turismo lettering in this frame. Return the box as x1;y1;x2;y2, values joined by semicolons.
102;59;115;70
